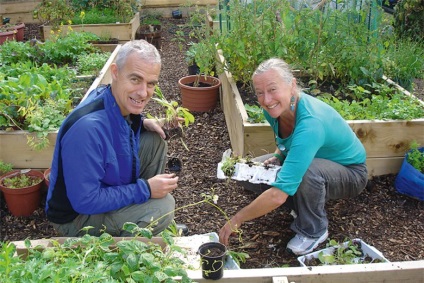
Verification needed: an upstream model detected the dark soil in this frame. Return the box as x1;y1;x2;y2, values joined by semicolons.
1;18;423;270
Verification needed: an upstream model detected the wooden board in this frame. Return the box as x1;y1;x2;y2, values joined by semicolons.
0;1;42;23
0;131;57;169
217;50;424;177
41;12;140;43
186;260;424;283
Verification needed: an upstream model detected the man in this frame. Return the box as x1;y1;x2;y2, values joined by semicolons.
46;40;185;236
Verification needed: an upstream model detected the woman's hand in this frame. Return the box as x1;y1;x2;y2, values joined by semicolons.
264;155;281;166
219;215;243;246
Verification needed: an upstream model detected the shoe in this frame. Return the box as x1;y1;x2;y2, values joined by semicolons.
286;230;328;255
175;223;189;236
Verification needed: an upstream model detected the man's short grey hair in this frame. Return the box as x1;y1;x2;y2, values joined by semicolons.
115;40;161;70
252;58;293;85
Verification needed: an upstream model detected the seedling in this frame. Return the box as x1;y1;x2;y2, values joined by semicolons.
1;171;43;189
148;85;195;150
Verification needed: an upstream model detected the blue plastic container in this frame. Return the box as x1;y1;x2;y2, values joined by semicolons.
395;147;424;201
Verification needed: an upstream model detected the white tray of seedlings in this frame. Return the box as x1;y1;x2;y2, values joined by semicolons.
216;149;281;185
297;238;390;267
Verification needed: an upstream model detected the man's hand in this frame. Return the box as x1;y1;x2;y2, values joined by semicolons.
143;118;167;139
148;173;179;198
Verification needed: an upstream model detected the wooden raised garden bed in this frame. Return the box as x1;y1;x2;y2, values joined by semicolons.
0;45;121;169
217;50;424;177
0;0;42;23
41;12;140;43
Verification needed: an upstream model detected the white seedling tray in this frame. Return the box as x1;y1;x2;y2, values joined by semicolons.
217;161;280;184
297;238;390;267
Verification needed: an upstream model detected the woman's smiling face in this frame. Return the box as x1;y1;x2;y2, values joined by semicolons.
111;52;161;116
253;68;295;118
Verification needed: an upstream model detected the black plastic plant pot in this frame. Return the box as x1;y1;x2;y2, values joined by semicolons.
198;242;227;280
188;64;200;75
167;157;182;172
172;10;182;19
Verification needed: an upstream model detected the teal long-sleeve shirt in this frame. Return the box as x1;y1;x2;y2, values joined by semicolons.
264;92;366;196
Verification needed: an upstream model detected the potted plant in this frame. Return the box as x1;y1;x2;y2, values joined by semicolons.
0;169;44;216
394;141;424;200
178;74;222;112
0;22;25;44
198;241;227;280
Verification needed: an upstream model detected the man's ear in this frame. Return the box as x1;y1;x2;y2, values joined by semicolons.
111;63;118;80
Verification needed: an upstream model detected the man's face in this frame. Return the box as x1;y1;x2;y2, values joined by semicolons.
111;52;161;116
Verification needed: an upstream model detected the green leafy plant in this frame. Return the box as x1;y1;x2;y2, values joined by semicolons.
33;0;75;28
200;0;423;122
34;0;141;28
1;172;43;189
406;141;424;173
318;82;424;120
0;228;193;282
317;239;363;265
76;52;111;76
0;161;13;176
245;104;266;123
394;0;424;42
0;30;110;150
220;155;241;178
148;86;195;150
0;190;249;281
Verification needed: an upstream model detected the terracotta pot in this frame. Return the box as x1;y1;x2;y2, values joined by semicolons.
178;75;221;112
0;169;44;216
0;30;16;45
1;23;25;42
11;23;25;41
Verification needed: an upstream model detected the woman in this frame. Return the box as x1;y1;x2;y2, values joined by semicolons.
219;58;368;255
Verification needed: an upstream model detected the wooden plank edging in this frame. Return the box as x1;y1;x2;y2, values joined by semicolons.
186;260;424;282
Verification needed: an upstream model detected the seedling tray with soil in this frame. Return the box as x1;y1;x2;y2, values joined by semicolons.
298;238;390;267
